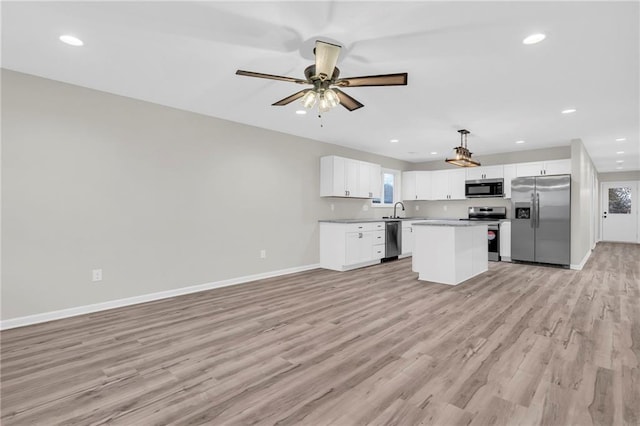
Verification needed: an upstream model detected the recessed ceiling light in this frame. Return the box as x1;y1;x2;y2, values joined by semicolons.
616;160;624;163
616;138;626;142
515;140;525;144
390;139;399;143
295;110;306;115
523;33;546;45
59;34;84;46
561;109;576;114
430;151;438;155
616;166;623;170
617;151;625;154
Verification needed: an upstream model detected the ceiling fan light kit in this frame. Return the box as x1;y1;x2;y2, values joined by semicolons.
445;129;481;167
236;40;408;113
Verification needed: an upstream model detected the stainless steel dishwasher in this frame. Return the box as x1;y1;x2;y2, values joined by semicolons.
383;220;401;261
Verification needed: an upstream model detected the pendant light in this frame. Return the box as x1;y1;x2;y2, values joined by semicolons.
445;129;481;167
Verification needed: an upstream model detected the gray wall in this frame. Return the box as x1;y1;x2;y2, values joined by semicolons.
1;70;411;320
570;139;598;266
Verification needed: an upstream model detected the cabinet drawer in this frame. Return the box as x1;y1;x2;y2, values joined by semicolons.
372;244;386;259
372;230;386;244
343;222;384;233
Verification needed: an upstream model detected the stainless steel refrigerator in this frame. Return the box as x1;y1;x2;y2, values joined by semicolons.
511;174;571;266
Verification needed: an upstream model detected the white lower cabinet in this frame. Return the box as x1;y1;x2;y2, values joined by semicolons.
500;221;511;261
320;222;386;271
401;224;413;256
400;221;426;256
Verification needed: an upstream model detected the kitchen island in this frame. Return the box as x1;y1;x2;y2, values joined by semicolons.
412;221;488;285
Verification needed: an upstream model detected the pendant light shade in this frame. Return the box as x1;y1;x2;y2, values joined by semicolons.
301;90;318;108
445;129;481;167
300;85;341;113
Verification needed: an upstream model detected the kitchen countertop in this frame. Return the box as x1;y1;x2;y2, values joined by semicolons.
318;217;432;223
413;220;496;227
319;218;510;224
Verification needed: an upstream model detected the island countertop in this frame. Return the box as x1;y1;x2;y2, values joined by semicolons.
413;220;496;227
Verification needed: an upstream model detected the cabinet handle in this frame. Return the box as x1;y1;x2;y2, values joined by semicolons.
358;233;363;238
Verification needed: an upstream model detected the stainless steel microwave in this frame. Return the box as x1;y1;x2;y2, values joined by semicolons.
465;178;504;198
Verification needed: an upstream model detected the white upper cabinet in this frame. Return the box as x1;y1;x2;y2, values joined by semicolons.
367;162;382;199
402;171;417;201
320;156;381;198
402;171;432;200
466;165;504;180
515;162;544;177
515;159;571;177
431;169;466;200
416;172;433;200
543;159;571;175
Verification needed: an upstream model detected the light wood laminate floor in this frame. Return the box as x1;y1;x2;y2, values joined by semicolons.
1;242;639;425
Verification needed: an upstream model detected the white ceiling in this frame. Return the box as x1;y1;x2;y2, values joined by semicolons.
2;1;638;172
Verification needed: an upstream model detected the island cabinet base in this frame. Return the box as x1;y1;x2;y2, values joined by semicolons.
412;223;488;285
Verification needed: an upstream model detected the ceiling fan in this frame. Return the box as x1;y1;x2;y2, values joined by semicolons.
235;40;408;112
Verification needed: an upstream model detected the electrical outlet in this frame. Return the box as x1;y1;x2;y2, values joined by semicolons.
92;269;102;282
260;249;266;259
330;203;335;211
415;205;420;211
362;204;369;211
443;205;448;211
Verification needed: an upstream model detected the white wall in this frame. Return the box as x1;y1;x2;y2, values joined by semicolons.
1;70;411;321
570;139;599;267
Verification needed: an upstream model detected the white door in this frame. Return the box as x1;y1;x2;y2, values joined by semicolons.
601;181;638;243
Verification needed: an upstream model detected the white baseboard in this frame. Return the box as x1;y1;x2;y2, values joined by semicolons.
570;250;591;270
1;263;320;330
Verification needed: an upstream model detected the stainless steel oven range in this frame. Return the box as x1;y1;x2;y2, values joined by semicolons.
465;206;507;261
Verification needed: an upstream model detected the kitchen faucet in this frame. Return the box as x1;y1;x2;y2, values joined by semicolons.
393;202;405;218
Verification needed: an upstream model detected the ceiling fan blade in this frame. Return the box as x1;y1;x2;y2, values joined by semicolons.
333;89;364;111
272;90;310;106
335;73;408;87
314;40;341;81
236;70;308;84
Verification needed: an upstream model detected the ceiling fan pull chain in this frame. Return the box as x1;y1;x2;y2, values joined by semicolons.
318;113;324;128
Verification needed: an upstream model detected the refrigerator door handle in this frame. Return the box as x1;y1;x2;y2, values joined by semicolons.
530;193;536;228
536;192;540;228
